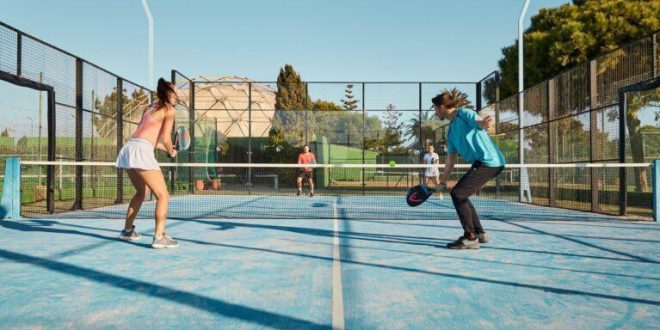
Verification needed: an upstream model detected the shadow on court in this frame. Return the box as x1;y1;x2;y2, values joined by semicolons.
0;213;658;328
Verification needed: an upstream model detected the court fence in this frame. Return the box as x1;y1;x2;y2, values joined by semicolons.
480;30;660;218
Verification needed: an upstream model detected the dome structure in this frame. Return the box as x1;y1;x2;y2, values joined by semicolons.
190;76;276;139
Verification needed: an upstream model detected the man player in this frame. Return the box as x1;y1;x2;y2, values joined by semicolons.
432;92;505;250
297;145;316;197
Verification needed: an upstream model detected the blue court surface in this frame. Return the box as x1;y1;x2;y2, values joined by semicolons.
0;196;659;329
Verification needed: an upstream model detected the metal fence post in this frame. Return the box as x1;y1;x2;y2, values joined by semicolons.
518;91;525;203
547;78;556;206
362;83;366;195
494;74;501;198
618;91;627;216
305;82;309;145
115;78;124;204
418;83;423;166
248;82;252;190
589;60;599;212
653;159;659;222
189;81;195;193
169;71;176;194
46;90;56;213
74;58;83;210
16;32;22;77
476;81;482;111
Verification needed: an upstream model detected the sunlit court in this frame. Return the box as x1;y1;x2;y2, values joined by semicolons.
0;1;659;329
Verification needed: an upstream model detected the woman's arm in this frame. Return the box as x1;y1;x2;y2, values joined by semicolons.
156;141;167;151
158;108;177;158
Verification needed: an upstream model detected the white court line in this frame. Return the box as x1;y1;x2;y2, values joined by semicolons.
332;199;345;330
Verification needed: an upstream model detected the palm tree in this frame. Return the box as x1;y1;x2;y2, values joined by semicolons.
405;88;472;148
405;111;445;149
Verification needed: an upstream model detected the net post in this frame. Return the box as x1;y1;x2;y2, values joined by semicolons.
73;58;83;210
115;78;124;204
189;81;195;194
653;160;659;222
618;91;627;216
589;59;599;212
0;157;21;220
547;78;556;206
47;90;56;213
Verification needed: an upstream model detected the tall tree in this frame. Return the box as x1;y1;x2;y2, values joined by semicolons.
0;128;9;137
494;0;660;192
275;64;310;110
273;65;312;145
342;84;359;111
382;104;402;151
496;0;660;99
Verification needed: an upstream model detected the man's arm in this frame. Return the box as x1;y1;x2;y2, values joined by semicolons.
441;153;457;187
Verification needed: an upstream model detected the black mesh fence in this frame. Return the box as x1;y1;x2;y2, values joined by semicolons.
0;21;152;214
483;31;660;219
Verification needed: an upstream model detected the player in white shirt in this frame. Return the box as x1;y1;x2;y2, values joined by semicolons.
422;145;440;188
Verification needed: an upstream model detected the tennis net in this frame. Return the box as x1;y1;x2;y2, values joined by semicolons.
4;159;656;221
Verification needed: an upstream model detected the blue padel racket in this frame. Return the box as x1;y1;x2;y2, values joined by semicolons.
406;185;436;207
173;126;191;152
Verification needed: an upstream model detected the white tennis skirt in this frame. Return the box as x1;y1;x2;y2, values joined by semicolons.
116;138;160;171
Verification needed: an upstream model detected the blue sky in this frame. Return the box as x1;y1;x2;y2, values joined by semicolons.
0;0;571;87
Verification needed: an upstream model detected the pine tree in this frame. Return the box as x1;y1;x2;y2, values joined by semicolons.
342;84;359;111
275;64;310;110
382;104;402;151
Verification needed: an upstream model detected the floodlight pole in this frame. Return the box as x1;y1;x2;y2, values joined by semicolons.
518;0;530;202
141;0;154;88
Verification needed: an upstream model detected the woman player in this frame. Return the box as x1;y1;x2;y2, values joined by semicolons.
422;144;441;189
433;92;505;250
116;78;179;249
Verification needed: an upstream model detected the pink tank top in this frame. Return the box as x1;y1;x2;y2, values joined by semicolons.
132;103;164;147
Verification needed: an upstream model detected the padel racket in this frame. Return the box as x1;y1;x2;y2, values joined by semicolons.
406;185;436;207
173;126;191;152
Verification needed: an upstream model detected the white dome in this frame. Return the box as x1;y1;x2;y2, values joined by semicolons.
190;76;276;138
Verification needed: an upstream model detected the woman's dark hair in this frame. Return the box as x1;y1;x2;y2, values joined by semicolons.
431;92;458;109
156;78;176;106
